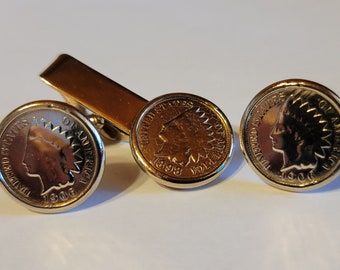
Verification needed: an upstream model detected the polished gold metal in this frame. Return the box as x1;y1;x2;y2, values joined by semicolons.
62;95;128;141
240;79;340;192
41;54;234;189
40;54;147;136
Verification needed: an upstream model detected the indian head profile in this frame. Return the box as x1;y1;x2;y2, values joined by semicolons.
270;89;333;179
22;119;81;196
155;107;215;166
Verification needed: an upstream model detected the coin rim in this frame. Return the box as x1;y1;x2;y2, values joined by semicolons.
130;93;234;189
0;100;105;213
239;79;340;192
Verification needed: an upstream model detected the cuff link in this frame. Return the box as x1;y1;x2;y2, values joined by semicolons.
0;100;105;213
40;54;234;189
240;79;339;192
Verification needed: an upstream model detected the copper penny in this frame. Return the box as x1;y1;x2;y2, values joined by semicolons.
131;93;234;188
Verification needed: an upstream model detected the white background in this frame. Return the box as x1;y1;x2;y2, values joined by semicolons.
0;1;339;269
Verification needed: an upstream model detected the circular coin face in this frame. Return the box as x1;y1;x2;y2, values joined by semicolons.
240;79;340;191
130;93;233;188
0;101;104;212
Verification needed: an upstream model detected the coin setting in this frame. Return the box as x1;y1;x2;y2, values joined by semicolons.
0;101;104;212
131;93;234;188
240;79;340;191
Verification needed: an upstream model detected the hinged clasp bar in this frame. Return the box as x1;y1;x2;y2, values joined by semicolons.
40;54;147;135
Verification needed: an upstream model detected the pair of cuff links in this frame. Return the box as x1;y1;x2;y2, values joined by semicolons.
0;54;339;213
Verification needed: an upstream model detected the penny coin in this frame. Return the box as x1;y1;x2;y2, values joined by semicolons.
240;79;339;191
0;101;104;212
130;93;234;188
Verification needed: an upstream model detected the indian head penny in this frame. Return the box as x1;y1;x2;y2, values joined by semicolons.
131;93;234;189
240;79;339;191
0;101;104;212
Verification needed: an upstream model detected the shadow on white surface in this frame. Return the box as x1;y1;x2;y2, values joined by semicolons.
306;174;340;193
71;161;144;212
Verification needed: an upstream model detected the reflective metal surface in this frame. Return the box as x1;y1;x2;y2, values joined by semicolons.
40;54;147;136
41;54;233;188
0;101;105;212
131;93;233;188
240;79;340;191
